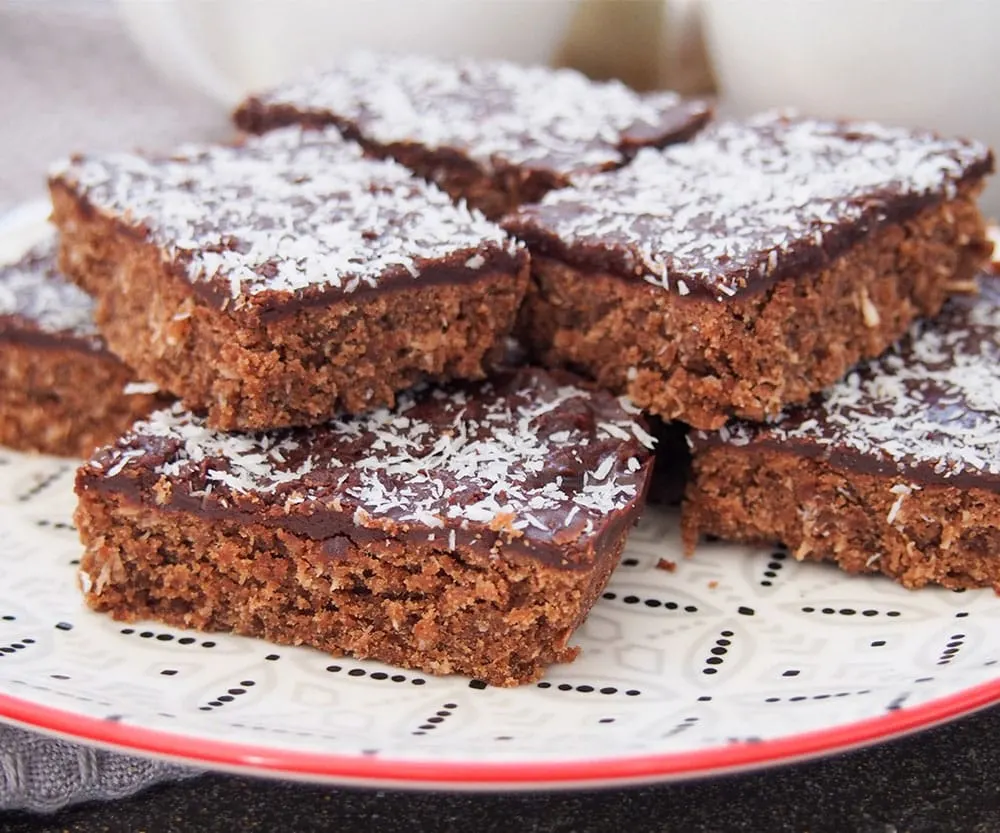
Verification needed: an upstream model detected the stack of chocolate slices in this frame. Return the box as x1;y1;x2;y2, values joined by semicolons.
4;52;994;685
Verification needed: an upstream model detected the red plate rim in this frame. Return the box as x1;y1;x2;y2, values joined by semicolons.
0;675;998;788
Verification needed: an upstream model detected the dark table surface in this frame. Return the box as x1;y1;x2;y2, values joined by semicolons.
4;704;1000;833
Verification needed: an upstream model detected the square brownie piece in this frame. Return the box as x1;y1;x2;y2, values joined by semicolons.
49;127;528;431
75;368;655;686
0;236;166;457
683;273;1000;591
504;112;994;429
233;52;711;218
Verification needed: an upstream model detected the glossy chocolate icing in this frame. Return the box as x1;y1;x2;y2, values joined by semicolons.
78;368;655;569
505;113;993;301
50;127;524;320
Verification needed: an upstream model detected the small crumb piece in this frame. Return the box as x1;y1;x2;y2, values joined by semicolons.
945;279;980;295
859;288;881;328
708;580;718;589
656;558;677;572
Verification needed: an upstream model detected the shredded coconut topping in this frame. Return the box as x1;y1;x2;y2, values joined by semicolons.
88;369;654;548
0;233;101;342
696;276;1000;486
508;112;990;300
51;127;516;304
244;52;698;174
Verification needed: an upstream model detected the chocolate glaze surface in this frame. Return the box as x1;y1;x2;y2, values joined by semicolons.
49;127;524;318
505;112;993;301
0;234;106;352
78;368;655;568
691;274;1000;492
234;52;710;177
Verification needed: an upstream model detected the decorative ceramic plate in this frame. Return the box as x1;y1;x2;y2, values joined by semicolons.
0;203;998;790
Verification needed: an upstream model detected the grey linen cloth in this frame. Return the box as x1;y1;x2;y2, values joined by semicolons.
0;0;228;811
0;724;198;813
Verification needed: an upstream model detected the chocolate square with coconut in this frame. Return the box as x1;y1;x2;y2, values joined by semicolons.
504;112;993;429
75;367;655;686
234;52;710;218
49;126;528;430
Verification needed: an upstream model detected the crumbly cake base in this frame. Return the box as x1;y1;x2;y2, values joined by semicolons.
0;343;161;458
76;491;626;686
682;448;1000;591
51;183;528;431
520;191;989;429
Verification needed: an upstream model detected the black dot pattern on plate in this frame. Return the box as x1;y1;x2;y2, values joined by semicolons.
326;664;426;685
800;606;902;618
535;681;642;697
1;615;15;621
886;692;910;712
119;627;214;647
11;679;111;707
759;549;787;587
937;633;966;666
0;636;36;656
727;736;763;744
412;702;459;736
601;590;698;614
663;716;700;738
54;622;73;631
199;680;256;711
34;518;76;532
16;467;71;502
764;689;872;703
227;722;342;742
620;557;640;567
702;630;734;676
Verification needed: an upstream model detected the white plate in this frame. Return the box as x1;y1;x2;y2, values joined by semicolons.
0;202;998;790
0;449;997;790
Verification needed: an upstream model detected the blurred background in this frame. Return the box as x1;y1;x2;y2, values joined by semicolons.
2;0;998;213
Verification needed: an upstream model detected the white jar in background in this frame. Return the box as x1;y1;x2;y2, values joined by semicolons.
115;0;578;106
699;0;1000;213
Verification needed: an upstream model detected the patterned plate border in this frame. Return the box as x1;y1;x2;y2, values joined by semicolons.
1;670;998;789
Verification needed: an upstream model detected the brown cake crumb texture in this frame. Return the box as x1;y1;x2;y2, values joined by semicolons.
49;128;527;430
682;449;1000;591
77;492;628;686
0;345;160;458
522;194;987;429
